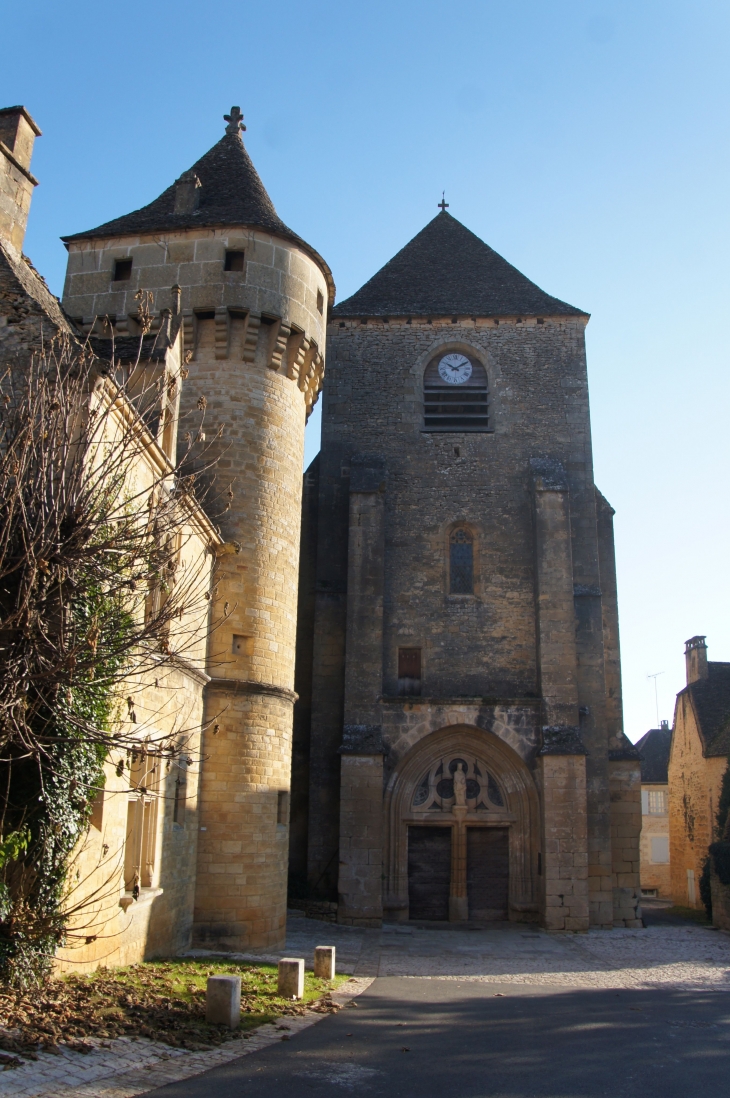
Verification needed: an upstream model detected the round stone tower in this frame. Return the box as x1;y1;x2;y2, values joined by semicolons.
62;107;332;950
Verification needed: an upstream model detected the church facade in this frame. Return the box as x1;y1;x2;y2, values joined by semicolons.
291;212;643;931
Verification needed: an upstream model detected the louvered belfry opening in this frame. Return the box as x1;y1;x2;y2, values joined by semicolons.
423;354;489;431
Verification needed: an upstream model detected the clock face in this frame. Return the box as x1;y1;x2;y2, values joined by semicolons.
438;353;472;385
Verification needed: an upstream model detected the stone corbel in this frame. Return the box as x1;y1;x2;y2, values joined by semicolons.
214;308;230;360
242;313;260;364
304;351;325;414
285;328;306;381
269;319;291;372
297;340;317;392
181;315;194;361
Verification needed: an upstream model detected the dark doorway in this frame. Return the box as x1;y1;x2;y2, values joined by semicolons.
408;826;451;920
467;827;509;920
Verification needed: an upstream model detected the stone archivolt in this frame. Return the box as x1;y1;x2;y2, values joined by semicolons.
384;726;540;923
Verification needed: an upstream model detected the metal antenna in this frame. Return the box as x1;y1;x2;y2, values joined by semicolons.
647;671;664;727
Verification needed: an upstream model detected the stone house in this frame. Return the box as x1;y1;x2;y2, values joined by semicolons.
635;722;672;899
1;105;225;971
291;210;642;931
669;636;730;909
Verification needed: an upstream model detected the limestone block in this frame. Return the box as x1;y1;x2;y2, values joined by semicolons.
206;975;241;1027
194;239;226;262
314;945;336;980
278;957;304;999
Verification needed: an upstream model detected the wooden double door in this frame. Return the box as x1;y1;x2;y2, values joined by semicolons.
407;825;509;921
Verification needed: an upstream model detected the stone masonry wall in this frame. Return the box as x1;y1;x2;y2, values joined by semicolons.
297;313;624;926
669;692;725;908
539;754;589;931
609;759;642;926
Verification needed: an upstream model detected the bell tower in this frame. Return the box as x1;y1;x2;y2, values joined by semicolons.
62;108;333;950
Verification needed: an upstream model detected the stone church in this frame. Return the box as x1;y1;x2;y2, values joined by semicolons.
3;99;641;966
291;210;643;931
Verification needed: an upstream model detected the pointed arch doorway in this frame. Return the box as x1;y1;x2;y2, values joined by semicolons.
385;726;540;923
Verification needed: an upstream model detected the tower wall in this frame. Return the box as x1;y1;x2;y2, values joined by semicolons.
295;312;636;928
64;227;328;950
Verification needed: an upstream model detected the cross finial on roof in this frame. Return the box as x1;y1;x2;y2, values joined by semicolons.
438;192;449;212
224;106;246;135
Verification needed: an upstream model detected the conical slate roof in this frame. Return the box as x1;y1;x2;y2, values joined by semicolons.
332;211;585;319
62;125;333;295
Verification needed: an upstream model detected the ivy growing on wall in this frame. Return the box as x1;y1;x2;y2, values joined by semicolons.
0;334;220;986
709;756;730;889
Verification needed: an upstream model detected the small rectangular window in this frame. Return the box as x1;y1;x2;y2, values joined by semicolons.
647;790;667;815
450;529;474;594
316;289;324;315
224;250;245;272
113;258;133;282
173;773;187;826
277;790;289;825
232;634;254;657
650;836;669;864
398;647;422;696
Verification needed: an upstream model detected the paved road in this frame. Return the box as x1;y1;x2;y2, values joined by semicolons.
150;975;730;1098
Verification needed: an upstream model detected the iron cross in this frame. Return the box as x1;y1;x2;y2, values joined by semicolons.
438;192;449;212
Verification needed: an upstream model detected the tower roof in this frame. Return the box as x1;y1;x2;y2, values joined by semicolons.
62;116;334;299
331;211;586;319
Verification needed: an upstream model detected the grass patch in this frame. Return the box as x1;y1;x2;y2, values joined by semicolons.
664;905;712;924
0;959;350;1068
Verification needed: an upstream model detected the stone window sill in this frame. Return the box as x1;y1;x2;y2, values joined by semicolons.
119;887;163;912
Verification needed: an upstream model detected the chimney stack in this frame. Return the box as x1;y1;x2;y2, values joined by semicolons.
0;106;41;253
685;635;708;685
174;170;201;215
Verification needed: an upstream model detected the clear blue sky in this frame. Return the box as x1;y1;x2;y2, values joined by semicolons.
4;0;729;740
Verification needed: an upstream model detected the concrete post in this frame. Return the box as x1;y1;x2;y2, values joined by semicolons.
205;975;241;1027
278;957;305;999
314;945;336;979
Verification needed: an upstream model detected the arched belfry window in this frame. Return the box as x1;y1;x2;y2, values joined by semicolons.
450;528;474;594
423;352;489;431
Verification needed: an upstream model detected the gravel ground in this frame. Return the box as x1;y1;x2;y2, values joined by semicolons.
2;908;728;1098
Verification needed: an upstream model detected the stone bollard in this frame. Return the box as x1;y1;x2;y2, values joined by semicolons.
314;945;336;980
278;957;305;999
206;975;241;1028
